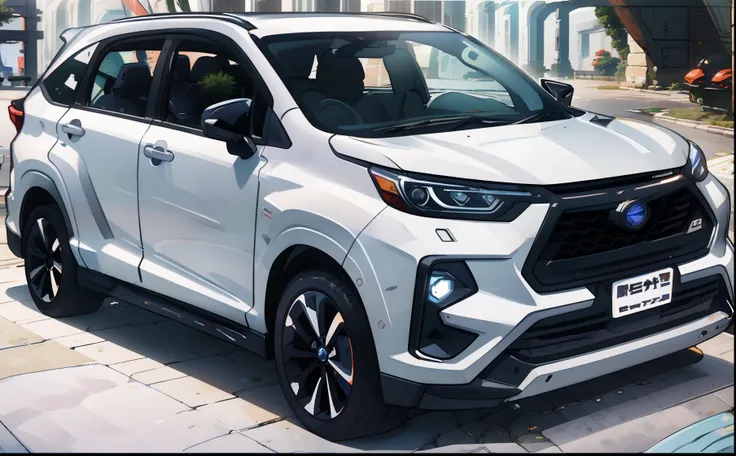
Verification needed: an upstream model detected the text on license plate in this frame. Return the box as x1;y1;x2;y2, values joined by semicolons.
612;268;674;319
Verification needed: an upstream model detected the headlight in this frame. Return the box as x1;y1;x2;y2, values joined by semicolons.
687;141;708;182
368;167;541;221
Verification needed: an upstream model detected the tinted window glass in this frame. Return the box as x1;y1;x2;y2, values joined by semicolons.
42;43;97;106
259;31;569;137
165;39;264;137
85;39;165;118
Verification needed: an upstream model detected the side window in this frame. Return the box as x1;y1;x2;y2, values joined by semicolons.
165;38;266;138
84;38;165;118
41;43;98;106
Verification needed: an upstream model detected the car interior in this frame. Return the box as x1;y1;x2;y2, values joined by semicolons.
166;42;255;129
271;39;519;131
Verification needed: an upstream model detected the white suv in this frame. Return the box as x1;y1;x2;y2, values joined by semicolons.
5;12;734;441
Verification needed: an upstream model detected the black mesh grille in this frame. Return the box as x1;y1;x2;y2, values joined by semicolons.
509;276;727;364
545;187;703;261
522;177;716;292
482;275;733;386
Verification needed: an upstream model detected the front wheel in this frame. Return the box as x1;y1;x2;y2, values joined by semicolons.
274;270;407;441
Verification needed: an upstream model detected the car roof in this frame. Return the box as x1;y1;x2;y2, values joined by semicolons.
236;13;449;36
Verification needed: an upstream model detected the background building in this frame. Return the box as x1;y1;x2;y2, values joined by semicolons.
0;0;731;86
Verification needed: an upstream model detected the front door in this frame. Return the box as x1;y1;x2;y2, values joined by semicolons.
137;36;266;323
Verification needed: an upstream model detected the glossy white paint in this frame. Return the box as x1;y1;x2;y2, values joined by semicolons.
331;113;690;185
6;14;734;405
137;125;264;324
51;107;147;285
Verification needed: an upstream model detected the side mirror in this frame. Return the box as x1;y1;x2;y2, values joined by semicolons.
540;79;574;107
201;98;257;159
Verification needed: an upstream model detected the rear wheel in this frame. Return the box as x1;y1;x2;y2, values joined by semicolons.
274;270;407;441
22;205;104;317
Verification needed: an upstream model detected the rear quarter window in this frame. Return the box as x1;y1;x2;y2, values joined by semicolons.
41;43;98;106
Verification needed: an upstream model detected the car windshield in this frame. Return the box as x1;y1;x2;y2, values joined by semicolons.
256;30;571;138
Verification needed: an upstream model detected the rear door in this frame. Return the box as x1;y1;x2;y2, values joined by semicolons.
49;35;167;285
5;42;98;239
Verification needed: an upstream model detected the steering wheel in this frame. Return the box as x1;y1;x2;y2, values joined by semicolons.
317;98;363;126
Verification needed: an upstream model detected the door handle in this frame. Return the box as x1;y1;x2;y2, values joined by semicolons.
61;122;85;137
143;143;174;163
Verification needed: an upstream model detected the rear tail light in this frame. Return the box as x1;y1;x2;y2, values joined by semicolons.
8;99;24;135
7;98;24;193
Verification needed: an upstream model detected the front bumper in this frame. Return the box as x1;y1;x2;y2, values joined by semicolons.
343;172;734;408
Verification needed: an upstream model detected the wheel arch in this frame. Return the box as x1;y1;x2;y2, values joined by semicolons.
260;244;356;353
18;171;75;254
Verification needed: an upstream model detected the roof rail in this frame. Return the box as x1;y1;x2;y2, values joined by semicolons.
362;12;436;24
111;12;256;30
230;11;435;25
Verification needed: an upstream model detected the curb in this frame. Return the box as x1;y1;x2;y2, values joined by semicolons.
622;87;689;97
653;113;734;137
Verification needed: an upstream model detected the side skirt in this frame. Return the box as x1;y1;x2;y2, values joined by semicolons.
77;267;270;359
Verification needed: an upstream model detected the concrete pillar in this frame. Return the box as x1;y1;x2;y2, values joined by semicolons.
527;4;548;79
25;0;38;84
552;6;573;77
484;1;495;49
315;0;339;11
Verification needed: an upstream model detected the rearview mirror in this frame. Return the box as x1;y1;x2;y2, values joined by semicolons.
201;98;257;159
540;79;574;107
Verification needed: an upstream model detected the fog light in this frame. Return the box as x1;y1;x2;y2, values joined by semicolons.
411;261;479;361
429;273;455;303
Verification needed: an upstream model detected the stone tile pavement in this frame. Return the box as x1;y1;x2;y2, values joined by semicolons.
0;253;733;452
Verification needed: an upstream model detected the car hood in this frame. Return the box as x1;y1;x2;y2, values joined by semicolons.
330;114;689;185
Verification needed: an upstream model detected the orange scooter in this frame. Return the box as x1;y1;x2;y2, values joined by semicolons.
684;54;732;113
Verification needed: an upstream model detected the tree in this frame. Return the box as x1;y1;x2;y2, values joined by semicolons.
166;0;192;12
592;49;621;76
594;7;630;62
0;0;16;26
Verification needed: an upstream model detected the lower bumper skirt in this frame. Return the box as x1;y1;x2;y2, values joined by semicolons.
381;310;732;410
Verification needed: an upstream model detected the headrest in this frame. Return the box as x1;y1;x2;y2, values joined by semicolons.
382;48;430;104
172;55;191;82
316;49;365;106
112;63;152;98
274;45;316;79
190;56;226;81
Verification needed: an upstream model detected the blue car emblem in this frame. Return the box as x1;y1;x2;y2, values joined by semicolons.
624;201;649;229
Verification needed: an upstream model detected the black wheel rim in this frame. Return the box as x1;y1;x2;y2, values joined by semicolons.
26;218;63;303
282;291;354;420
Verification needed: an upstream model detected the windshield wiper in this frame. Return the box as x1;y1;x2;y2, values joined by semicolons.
374;115;510;134
512;112;554;125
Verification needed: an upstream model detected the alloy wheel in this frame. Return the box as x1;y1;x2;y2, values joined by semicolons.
282;290;354;420
26;218;63;303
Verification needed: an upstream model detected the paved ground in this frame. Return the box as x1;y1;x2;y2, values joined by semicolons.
0;258;733;453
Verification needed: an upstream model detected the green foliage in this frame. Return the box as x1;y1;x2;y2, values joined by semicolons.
594;7;630;62
615;61;627;81
0;0;16;25
200;71;237;102
592;50;621;77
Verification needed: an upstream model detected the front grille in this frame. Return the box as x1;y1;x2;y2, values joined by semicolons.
547;187;702;261
482;275;732;386
522;175;715;292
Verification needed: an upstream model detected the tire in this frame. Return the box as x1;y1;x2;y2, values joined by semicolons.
274;269;408;441
22;205;105;318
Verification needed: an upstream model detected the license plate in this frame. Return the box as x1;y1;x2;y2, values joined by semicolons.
612;268;674;319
